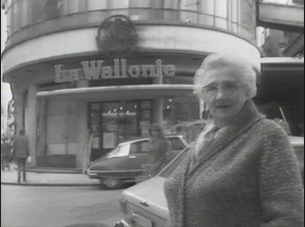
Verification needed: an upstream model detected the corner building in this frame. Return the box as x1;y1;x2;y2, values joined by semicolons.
2;0;260;169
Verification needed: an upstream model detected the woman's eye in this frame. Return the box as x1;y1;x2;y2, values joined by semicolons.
207;86;217;91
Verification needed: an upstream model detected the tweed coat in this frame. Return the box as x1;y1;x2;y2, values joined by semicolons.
164;101;304;227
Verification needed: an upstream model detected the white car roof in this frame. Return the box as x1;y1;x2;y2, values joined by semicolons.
118;135;184;146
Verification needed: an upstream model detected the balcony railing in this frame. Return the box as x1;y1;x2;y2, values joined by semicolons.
4;0;257;49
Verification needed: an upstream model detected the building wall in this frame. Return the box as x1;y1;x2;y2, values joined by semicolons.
2;0;260;168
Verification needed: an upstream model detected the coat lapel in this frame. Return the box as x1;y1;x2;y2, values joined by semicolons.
188;101;265;176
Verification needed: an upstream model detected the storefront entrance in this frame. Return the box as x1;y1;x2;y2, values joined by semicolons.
88;100;152;161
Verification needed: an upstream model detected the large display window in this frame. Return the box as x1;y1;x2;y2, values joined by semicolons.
88;100;152;161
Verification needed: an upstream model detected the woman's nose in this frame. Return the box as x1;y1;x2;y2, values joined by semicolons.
214;88;227;100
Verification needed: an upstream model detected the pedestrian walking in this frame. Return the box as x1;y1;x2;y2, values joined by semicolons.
13;129;29;183
137;124;170;182
1;137;12;171
164;53;304;227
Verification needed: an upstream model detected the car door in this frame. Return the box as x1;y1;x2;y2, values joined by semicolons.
94;143;131;178
127;140;150;177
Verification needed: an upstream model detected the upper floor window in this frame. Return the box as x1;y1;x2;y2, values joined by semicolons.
164;0;180;9
180;0;198;11
87;0;107;10
215;0;228;29
108;0;129;9
129;0;150;7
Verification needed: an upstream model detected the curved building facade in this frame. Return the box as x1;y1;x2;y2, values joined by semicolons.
2;0;261;169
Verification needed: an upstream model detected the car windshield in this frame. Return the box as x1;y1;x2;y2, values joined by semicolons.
107;144;130;157
159;147;190;178
167;137;186;150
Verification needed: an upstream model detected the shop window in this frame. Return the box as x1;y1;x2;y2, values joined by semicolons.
139;101;152;137
124;102;139;138
163;97;200;132
88;100;151;161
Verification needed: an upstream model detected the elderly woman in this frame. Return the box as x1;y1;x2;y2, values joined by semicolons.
164;53;304;227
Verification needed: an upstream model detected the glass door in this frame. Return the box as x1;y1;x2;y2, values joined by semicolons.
88;100;152;161
101;102;120;154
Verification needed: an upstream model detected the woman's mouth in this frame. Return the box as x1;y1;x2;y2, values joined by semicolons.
216;105;231;109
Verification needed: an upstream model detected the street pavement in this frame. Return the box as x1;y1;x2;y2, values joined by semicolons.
1;163;100;186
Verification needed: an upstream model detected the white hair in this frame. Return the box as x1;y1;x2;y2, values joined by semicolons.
194;53;260;99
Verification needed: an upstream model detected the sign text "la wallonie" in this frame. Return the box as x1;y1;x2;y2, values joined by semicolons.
55;59;175;83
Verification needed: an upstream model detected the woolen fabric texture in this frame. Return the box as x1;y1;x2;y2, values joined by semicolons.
164;100;304;227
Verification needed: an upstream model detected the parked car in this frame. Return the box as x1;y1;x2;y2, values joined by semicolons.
86;135;188;189
114;136;304;227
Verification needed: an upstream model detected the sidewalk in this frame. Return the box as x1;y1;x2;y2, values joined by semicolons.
1;163;100;186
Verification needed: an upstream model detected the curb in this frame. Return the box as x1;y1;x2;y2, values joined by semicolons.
26;169;83;174
1;182;101;187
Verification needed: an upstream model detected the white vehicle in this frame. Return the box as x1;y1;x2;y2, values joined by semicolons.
115;136;304;227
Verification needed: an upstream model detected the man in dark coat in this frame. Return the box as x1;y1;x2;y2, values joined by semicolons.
13;129;29;183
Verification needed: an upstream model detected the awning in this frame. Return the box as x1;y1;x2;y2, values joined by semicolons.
36;84;196;101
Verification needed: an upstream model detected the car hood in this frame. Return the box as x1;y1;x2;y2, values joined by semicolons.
122;176;169;220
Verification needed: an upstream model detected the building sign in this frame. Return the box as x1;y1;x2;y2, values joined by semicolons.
96;15;138;57
55;58;175;83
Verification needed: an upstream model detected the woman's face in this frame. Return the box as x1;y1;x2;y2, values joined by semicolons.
200;67;248;127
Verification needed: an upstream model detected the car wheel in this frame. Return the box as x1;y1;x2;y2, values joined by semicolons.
100;178;123;190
